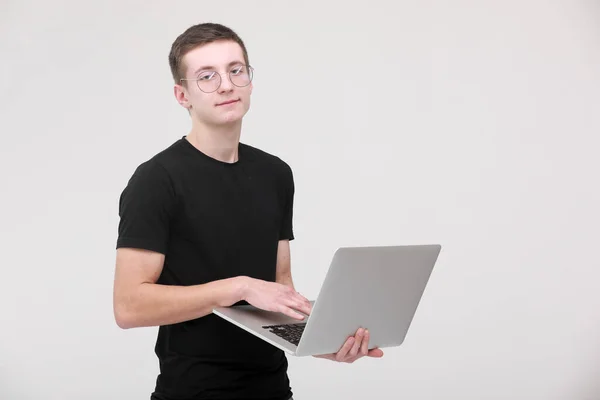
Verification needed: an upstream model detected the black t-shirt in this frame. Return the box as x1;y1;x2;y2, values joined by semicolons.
116;136;295;400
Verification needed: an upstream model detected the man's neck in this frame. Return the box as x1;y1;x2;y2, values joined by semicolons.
186;120;242;163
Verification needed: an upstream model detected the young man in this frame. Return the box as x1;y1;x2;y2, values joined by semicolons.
113;23;383;400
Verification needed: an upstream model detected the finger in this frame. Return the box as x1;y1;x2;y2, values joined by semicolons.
285;296;311;315
360;329;370;356
283;297;311;317
348;328;364;359
296;298;312;316
312;354;334;360
367;348;384;358
278;305;306;320
335;337;355;362
292;293;312;315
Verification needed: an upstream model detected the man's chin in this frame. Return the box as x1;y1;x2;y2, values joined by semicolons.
207;115;243;128
194;108;248;128
218;110;249;125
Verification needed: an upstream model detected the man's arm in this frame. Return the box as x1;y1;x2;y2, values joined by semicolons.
113;246;312;329
275;240;295;290
113;247;246;329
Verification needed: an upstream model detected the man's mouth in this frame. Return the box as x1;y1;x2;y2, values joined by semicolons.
216;99;239;106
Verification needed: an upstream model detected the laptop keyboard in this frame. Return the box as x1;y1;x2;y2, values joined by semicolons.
262;323;306;346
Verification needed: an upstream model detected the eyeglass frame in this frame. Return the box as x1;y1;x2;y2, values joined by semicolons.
179;64;254;93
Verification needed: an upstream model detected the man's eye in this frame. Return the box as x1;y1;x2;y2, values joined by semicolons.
198;72;216;80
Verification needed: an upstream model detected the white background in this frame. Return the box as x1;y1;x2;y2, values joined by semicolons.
1;1;599;399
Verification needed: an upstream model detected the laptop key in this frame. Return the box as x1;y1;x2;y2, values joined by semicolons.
262;323;306;346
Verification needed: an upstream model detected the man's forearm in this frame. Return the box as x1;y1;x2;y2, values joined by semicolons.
276;273;295;290
115;276;248;329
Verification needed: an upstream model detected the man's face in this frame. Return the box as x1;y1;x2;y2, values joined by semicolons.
176;40;253;126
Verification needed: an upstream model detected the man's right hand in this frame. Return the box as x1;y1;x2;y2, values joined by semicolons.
240;277;312;320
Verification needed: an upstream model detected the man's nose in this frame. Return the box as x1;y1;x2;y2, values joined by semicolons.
218;73;233;93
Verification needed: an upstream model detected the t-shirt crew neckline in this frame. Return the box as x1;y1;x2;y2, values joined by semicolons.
181;135;243;166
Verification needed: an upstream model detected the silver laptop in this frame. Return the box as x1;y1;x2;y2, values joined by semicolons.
213;244;441;357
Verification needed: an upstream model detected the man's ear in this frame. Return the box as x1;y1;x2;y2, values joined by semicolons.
174;84;191;109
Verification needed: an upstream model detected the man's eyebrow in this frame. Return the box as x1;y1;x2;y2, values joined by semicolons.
193;60;245;75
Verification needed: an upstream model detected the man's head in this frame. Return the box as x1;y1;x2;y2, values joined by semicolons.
169;23;253;126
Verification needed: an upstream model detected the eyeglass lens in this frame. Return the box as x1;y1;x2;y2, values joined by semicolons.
196;65;253;92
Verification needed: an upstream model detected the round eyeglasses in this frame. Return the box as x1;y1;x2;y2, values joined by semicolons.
180;65;254;93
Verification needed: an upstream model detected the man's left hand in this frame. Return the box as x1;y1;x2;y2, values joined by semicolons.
313;327;384;363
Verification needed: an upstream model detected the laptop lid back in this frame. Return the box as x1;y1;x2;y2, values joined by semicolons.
295;244;441;356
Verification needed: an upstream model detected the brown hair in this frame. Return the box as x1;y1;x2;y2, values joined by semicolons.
168;23;250;86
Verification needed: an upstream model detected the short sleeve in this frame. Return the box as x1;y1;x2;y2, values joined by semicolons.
116;160;177;254
279;161;295;241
